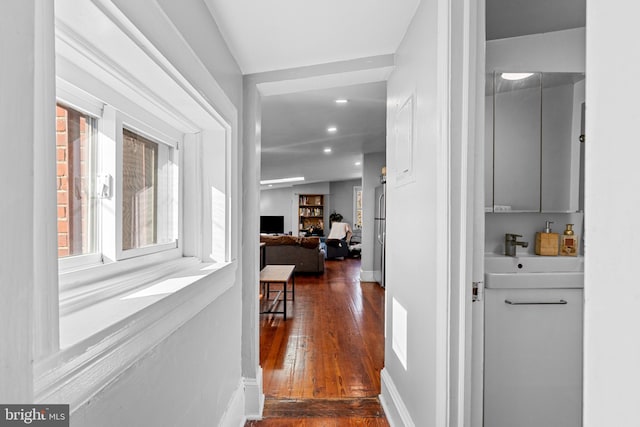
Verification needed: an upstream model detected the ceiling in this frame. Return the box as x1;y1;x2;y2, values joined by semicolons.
486;0;585;40
261;82;387;185
205;0;585;188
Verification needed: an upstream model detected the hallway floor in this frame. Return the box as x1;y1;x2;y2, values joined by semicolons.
246;258;388;426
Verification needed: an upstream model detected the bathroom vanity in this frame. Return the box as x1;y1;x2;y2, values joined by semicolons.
483;255;583;427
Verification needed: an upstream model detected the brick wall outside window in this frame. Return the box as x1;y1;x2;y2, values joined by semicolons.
56;104;92;258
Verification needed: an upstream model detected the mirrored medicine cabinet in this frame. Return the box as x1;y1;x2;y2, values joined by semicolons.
485;71;585;213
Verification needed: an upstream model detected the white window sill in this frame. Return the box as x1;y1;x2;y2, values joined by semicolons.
35;257;237;411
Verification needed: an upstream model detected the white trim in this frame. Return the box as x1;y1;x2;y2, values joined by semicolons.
436;0;453;426
56;78;104;118
380;368;415;427
243;366;265;421
360;270;376;282
219;379;246;427
35;262;236;411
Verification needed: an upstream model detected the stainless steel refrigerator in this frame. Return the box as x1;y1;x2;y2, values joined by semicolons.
373;179;386;288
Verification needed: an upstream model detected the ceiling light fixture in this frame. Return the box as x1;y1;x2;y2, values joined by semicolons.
260;176;305;185
324;148;332;153
501;72;534;81
335;99;349;104
327;126;337;133
355;161;361;166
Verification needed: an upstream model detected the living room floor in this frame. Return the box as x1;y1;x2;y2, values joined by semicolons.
247;258;388;426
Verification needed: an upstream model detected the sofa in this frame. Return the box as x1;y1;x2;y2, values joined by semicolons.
260;235;325;273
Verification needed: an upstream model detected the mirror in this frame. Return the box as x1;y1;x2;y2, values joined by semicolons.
486;72;585;213
493;72;542;212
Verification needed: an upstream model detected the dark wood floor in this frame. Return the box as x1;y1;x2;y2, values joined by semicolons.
247;258;388;426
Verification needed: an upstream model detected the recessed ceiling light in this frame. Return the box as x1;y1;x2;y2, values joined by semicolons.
327;126;337;133
335;99;349;104
324;148;332;153
355;161;361;166
260;176;305;185
501;72;534;81
268;184;273;187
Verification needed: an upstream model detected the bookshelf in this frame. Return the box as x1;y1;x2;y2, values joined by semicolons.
298;194;324;235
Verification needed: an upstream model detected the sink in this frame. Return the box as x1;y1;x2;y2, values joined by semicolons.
485;254;584;289
485;254;583;273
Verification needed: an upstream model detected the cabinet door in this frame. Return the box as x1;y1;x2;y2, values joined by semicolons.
493;72;542;212
541;74;585;212
484;288;582;427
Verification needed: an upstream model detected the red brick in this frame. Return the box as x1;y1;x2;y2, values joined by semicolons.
57;220;68;233
58;234;68;247
57;206;66;219
57;148;66;161
56;133;67;146
57;191;68;205
56;117;66;132
57;163;67;177
57;177;68;191
58;248;69;257
56;105;67;117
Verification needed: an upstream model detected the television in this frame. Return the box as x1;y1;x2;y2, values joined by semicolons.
260;215;285;234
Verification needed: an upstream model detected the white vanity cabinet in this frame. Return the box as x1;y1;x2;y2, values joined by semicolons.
484;287;583;427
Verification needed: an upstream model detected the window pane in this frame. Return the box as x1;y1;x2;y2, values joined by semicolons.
122;129;159;250
56;103;96;258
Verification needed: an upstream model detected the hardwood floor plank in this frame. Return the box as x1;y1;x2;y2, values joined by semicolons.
251;258;387;426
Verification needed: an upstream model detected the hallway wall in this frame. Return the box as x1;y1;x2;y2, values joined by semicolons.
69;2;245;425
0;1;246;425
583;1;640;426
382;0;449;425
71;286;242;426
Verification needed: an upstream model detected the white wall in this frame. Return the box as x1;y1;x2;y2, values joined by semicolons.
361;152;385;280
329;178;362;228
71;286;242;426
487;28;585;73
583;2;640;426
382;0;447;424
260;182;330;234
259;187;296;234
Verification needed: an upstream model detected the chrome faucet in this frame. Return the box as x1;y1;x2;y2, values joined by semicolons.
505;233;529;256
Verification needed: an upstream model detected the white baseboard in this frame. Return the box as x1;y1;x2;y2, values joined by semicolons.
380;368;415;427
360;270;375;282
243;367;264;421
220;379;245;427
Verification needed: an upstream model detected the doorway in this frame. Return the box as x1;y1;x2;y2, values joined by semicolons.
251;69;389;420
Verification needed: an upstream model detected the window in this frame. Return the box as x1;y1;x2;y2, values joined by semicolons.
121;128;179;251
56;97;179;268
354;186;363;229
56;103;97;258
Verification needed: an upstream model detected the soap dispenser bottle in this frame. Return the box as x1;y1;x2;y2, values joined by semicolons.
560;224;579;256
535;220;559;256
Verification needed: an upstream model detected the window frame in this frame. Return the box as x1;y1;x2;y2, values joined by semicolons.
56;84;183;271
115;114;181;261
353;185;363;229
56;86;103;272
